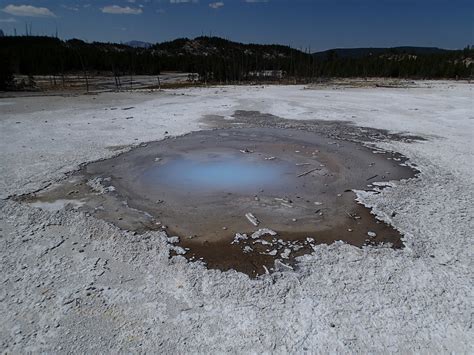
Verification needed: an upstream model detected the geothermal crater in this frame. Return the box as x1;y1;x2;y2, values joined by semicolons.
24;127;415;277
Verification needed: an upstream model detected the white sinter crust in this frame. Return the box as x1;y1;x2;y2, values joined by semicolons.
0;81;472;353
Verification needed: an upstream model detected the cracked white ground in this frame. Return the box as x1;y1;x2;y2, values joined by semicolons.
0;81;472;353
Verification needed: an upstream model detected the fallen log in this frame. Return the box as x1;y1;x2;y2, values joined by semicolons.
297;168;318;178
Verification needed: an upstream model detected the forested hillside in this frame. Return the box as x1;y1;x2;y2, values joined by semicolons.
0;35;472;89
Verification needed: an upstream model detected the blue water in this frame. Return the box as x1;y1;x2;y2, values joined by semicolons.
141;154;290;193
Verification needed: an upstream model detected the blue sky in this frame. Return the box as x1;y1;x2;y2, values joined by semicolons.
0;0;472;51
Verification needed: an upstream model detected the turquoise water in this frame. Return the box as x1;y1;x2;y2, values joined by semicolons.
141;153;291;193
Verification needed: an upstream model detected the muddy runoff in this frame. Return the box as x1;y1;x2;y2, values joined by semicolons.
22;127;416;277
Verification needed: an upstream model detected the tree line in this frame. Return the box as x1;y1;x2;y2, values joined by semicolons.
0;35;472;90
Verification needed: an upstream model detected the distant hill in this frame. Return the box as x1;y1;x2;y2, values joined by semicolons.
151;36;303;59
313;47;451;59
125;40;152;48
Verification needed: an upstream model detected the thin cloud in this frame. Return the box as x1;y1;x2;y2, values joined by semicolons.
170;0;198;4
61;4;79;12
101;5;143;15
0;17;17;23
2;4;56;17
209;2;224;9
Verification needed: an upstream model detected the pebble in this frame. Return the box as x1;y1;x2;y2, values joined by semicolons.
367;231;377;237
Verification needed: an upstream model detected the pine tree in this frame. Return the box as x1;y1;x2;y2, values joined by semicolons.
0;55;14;90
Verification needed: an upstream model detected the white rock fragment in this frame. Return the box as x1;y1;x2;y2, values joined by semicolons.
243;246;253;253
245;213;260;226
367;231;377;237
86;177;115;194
167;236;180;244
314;201;323;206
231;233;248;244
254;239;271;246
170;246;186;255
280;248;291;259
251;228;277;239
